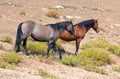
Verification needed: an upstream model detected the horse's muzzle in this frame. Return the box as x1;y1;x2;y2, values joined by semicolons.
96;30;99;33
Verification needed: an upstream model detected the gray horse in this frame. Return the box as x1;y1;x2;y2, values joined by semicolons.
14;20;75;59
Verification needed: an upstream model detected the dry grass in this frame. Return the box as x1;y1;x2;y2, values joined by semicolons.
46;9;60;19
1;35;12;44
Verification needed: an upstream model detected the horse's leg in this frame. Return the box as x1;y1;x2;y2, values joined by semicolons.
15;39;22;53
23;38;29;55
57;46;62;59
53;44;62;59
47;42;54;58
52;43;57;56
75;38;81;55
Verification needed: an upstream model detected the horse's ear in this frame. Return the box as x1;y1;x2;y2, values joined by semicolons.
95;19;98;22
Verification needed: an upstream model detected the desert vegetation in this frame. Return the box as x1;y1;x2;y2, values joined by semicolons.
45;9;60;19
0;53;20;69
1;35;12;44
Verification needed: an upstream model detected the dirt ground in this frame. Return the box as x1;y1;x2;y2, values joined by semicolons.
0;0;120;79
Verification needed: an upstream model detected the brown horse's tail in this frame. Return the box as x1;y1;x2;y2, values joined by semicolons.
14;22;23;52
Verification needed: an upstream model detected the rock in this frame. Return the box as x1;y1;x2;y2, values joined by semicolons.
65;15;73;19
54;5;64;9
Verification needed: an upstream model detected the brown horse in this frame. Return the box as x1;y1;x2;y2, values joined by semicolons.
59;19;99;55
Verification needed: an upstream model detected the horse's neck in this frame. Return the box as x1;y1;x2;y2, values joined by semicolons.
58;26;66;35
85;26;92;33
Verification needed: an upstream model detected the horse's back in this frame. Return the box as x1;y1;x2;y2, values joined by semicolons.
31;24;55;41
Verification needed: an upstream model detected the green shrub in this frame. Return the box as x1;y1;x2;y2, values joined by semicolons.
62;55;79;67
113;66;120;72
0;43;3;49
78;48;113;66
82;38;120;57
39;69;58;79
26;42;47;55
82;38;109;49
19;11;26;15
85;65;107;75
62;55;73;65
39;69;48;77
61;48;113;74
3;53;20;64
56;40;62;49
2;35;12;44
70;57;79;67
108;44;120;56
24;40;62;56
0;59;7;68
46;9;59;19
0;53;20;69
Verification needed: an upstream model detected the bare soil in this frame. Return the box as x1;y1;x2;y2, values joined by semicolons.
0;0;120;79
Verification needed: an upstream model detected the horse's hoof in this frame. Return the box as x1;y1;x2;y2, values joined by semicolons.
59;56;62;60
75;53;77;56
23;52;29;56
15;49;20;53
26;53;29;56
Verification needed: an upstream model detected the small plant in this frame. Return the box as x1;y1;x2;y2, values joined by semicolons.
2;35;12;43
26;41;47;55
62;55;79;67
0;43;3;49
113;66;120;72
19;11;26;15
39;69;48;77
46;9;59;19
56;40;62;49
108;44;120;56
82;38;109;49
61;48;114;74
0;59;7;68
25;40;63;56
78;48;113;66
3;53;20;64
39;69;58;79
0;53;20;69
85;65;107;75
62;55;73;65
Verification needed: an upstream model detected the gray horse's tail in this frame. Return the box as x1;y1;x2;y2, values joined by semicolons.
14;22;23;52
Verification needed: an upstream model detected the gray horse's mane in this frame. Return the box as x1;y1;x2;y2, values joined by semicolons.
46;21;72;31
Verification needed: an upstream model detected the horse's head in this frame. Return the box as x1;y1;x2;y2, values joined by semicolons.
66;21;75;36
92;19;99;33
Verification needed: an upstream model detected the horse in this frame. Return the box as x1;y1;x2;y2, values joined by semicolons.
14;20;75;59
59;19;99;55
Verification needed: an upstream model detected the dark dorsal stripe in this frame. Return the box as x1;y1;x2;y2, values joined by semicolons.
75;19;95;30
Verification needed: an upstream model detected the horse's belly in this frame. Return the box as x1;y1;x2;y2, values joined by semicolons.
59;35;76;41
31;33;49;42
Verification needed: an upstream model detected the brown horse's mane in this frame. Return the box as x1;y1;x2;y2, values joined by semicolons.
74;19;95;30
